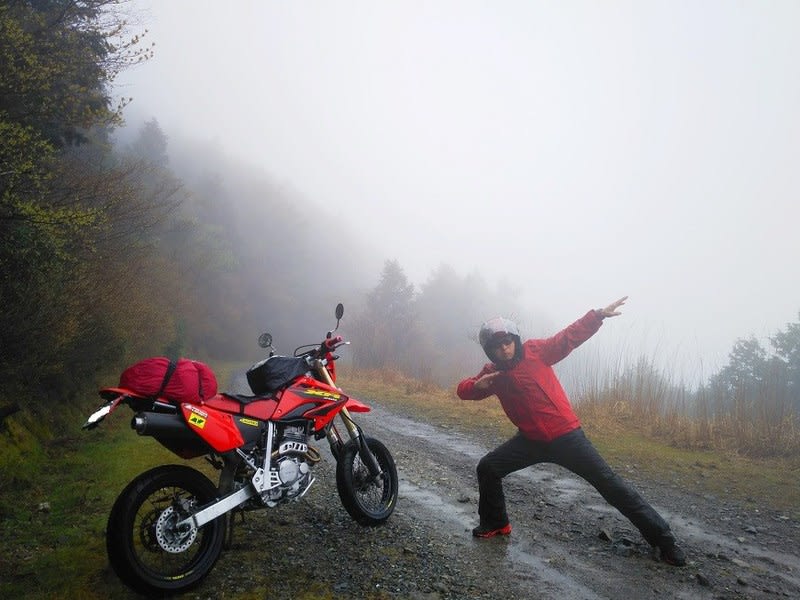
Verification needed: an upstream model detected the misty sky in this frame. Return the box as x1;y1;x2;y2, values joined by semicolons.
116;1;800;380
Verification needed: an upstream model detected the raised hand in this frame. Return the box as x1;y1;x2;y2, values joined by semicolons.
599;296;628;318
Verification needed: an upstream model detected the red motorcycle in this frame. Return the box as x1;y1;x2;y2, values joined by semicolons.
83;304;398;595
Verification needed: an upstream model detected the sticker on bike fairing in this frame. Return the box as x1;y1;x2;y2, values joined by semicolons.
186;404;208;418
305;403;341;417
188;413;207;429
302;389;341;400
239;417;259;427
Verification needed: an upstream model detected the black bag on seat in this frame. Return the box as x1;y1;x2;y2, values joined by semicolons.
246;356;308;395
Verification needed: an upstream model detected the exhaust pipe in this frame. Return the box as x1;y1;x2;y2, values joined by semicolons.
131;412;211;458
131;411;190;437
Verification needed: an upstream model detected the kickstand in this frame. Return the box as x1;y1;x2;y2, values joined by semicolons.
224;509;246;549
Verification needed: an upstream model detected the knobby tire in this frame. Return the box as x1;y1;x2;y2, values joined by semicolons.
106;464;225;595
336;437;398;525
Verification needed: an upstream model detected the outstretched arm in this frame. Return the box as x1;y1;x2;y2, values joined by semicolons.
538;296;629;365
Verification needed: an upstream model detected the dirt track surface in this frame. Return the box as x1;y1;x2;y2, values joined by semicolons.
190;397;800;600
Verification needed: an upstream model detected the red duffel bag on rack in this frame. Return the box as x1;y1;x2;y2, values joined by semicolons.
119;357;217;403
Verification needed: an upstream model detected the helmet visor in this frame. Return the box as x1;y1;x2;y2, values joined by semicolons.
479;317;520;349
486;334;516;352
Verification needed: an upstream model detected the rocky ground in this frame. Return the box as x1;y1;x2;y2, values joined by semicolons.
176;397;800;600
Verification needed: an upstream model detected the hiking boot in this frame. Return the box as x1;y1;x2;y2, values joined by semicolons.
659;541;687;567
472;522;512;538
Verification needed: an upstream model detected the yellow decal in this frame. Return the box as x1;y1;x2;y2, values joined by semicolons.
239;418;259;427
188;413;206;429
304;389;341;400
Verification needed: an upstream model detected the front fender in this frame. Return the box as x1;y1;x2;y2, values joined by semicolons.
343;396;371;413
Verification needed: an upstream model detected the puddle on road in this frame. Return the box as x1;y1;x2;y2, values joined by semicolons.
367;406;489;460
398;474;606;600
666;512;800;586
398;477;475;530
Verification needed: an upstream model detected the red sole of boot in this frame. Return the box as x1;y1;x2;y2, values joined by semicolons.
473;523;512;538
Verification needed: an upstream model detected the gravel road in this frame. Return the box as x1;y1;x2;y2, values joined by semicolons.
179;396;800;600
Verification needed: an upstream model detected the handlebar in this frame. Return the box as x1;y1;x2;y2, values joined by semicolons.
293;336;349;360
324;335;344;351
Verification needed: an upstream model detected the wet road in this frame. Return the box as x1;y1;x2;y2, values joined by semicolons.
358;403;800;599
219;372;800;599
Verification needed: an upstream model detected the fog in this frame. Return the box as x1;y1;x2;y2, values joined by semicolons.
116;1;800;382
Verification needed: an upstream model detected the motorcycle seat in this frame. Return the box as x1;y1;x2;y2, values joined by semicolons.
202;393;278;420
221;392;274;404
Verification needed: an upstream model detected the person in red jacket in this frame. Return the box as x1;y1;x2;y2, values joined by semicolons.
456;296;686;567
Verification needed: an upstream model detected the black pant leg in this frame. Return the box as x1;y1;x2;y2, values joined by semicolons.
548;428;672;546
477;432;545;526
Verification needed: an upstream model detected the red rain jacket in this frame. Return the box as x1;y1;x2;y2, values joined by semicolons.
456;310;604;442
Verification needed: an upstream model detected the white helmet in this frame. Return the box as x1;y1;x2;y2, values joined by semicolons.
478;317;521;362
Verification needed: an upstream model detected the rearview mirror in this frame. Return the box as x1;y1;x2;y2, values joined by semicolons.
258;333;273;349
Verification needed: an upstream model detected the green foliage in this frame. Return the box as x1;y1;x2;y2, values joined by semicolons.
771;313;800;399
0;1;156;400
350;260;417;370
710;336;769;392
0;117;53;203
0;416;173;600
700;314;800;453
710;314;800;407
0;1;151;147
0;417;47;495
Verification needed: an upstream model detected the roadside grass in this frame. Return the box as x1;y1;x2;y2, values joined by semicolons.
0;411;174;600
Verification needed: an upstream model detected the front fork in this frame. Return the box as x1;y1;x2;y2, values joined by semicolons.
314;360;383;477
326;407;383;479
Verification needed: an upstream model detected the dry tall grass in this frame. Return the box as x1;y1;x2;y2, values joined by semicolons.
575;356;800;458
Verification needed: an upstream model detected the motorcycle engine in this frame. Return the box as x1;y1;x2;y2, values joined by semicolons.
262;425;314;507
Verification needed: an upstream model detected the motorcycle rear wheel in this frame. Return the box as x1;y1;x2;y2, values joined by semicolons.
336;437;398;525
106;464;224;595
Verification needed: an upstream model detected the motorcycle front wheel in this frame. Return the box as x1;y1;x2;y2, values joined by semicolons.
336;437;398;525
106;464;225;595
